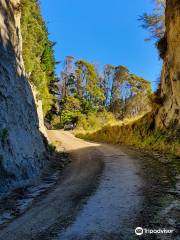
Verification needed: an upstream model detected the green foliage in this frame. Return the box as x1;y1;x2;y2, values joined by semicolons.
61;110;79;125
103;64;115;106
80;98;98;114
55;56;151;129
76;111;116;131
129;74;152;95
55;59;108;128
58;96;81;125
75;60;105;105
110;66;128;105
110;66;151;118
21;0;57;115
77;113;180;157
63;96;81;112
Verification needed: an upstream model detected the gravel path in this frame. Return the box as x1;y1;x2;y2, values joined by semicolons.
55;140;142;240
0;130;178;240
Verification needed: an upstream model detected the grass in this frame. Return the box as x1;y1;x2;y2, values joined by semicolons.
74;112;145;135
75;112;180;158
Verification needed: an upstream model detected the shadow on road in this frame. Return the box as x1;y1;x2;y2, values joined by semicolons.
0;131;179;240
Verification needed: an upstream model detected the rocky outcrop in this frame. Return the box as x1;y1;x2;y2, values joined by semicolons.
0;0;46;193
31;84;49;140
156;0;180;128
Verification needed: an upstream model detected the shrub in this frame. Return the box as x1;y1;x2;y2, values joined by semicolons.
156;36;167;59
76;111;116;132
76;112;180;157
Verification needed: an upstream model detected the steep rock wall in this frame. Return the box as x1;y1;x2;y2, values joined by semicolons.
0;0;46;193
31;84;49;140
156;0;180;128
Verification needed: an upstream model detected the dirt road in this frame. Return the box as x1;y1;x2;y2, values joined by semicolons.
0;130;178;240
53;132;142;240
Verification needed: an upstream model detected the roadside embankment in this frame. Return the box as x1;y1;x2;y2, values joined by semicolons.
76;112;180;158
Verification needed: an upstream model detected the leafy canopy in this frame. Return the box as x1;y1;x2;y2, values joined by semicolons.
21;0;57;115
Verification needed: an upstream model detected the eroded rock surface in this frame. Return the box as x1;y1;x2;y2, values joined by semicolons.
156;0;180;128
0;0;46;193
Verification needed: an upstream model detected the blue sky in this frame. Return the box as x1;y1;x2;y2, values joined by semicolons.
40;0;162;91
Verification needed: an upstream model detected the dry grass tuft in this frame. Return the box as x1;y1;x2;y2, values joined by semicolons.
75;112;180;157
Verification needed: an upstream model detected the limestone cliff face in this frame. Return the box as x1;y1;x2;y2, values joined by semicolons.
31;84;49;140
156;0;180;128
0;0;46;193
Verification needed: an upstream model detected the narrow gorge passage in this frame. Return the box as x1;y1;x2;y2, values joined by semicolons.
0;1;179;240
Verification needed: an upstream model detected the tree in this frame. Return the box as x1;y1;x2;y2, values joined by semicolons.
21;0;57;115
128;74;151;96
139;0;165;41
59;56;76;98
103;64;115;106
109;65;151;118
75;60;105;106
110;66;128;102
109;66;128;117
55;56;152;126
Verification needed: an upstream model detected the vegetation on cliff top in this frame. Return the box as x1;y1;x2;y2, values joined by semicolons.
140;0;166;59
21;0;58;115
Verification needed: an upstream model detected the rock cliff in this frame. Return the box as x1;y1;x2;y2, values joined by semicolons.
0;0;46;193
31;84;49;140
156;0;180;128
